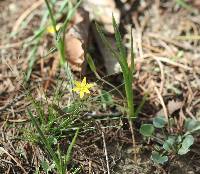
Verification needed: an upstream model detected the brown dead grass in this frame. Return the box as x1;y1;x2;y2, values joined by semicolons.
0;0;200;173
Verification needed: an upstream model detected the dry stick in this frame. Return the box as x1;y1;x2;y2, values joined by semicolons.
129;120;137;162
175;35;200;40
186;108;196;120
12;0;44;33
88;161;92;174
0;40;25;49
102;131;110;174
182;70;193;98
154;57;165;94
1;113;9;130
137;54;193;71
142;43;164;53
192;98;200;108
159;40;176;57
6;162;11;174
0;147;27;174
155;56;192;71
154;86;168;122
147;33;200;52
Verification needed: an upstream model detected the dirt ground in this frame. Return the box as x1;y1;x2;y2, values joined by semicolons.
0;0;200;173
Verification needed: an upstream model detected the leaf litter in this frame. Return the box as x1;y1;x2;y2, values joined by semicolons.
0;0;200;173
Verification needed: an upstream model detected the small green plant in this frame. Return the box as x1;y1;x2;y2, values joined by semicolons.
25;0;81;84
88;15;148;161
96;15;135;120
100;90;114;110
28;108;79;174
26;85;85;174
140;116;200;165
44;0;81;88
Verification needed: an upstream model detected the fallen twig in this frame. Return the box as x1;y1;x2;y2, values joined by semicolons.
12;0;44;33
102;131;110;174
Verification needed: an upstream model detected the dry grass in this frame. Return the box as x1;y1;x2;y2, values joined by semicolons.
0;0;200;173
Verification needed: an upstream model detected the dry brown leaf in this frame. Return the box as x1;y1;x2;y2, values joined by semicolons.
64;8;89;72
156;100;183;116
167;100;183;115
188;0;200;9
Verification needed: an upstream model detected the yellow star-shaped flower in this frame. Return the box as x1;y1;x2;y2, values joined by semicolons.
47;23;62;34
73;77;94;99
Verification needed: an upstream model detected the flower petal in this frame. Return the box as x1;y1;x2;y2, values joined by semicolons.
86;83;94;89
74;81;81;88
83;88;90;94
47;23;62;34
47;26;56;33
79;91;84;98
82;77;87;86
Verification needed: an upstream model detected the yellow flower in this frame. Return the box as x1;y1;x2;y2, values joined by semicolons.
47;23;62;34
73;77;94;99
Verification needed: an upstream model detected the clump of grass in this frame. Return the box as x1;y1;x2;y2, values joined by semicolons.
94;15;147;161
29;109;79;174
26;89;83;173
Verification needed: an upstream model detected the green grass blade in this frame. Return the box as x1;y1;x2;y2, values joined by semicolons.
112;15;134;119
95;22;127;74
130;27;135;74
44;0;57;35
61;0;82;34
112;15;127;65
27;109;58;163
25;8;49;81
95;23;119;60
134;93;147;119
86;54;97;75
111;15;129;78
65;129;79;165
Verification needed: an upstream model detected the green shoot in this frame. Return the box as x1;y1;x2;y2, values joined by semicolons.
44;0;81;88
28;108;79;174
25;9;49;82
96;15;135;120
96;15;139;161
